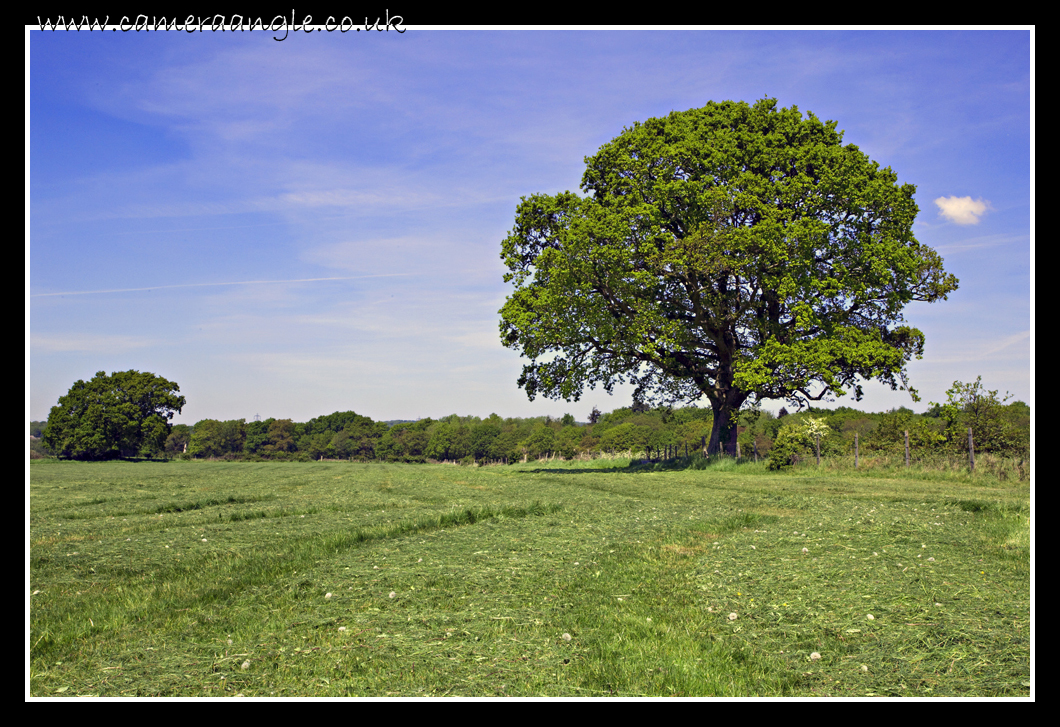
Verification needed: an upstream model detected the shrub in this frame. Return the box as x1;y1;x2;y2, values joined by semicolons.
767;426;809;470
767;417;830;470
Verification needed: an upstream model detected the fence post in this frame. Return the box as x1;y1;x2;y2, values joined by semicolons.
754;439;758;463
854;432;859;469
815;433;820;466
904;430;909;467
968;427;975;472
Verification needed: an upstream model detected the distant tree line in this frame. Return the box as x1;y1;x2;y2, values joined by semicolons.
33;373;1029;465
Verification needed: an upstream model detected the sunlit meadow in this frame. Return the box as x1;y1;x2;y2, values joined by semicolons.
29;458;1030;697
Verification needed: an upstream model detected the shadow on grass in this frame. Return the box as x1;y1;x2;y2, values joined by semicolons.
519;455;751;475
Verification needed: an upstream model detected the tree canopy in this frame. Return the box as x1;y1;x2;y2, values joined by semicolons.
42;370;186;459
499;98;959;453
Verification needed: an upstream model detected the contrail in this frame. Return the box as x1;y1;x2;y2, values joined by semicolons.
31;273;414;298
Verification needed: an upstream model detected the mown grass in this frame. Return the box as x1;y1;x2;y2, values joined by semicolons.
29;458;1031;697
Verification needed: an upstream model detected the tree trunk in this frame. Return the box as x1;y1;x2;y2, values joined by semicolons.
706;412;726;455
706;395;746;455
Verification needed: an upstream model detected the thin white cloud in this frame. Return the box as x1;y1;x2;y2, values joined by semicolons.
31;274;414;298
32;333;157;353
928;330;1030;363
980;330;1031;358
931;231;1027;254
935;195;992;225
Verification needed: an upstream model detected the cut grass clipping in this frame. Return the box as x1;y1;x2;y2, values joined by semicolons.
30;459;1030;697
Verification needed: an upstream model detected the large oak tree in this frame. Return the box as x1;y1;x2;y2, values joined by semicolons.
499;98;958;454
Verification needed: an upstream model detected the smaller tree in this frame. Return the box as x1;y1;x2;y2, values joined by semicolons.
42;370;185;460
930;377;1027;454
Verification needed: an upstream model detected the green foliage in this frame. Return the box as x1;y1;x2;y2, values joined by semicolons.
864;408;944;453
302;410;375;437
766;416;833;469
555;425;582;459
599;422;649;454
376;419;432;461
522;423;557;459
493;428;526;464
296;411;387;460
164;424;191;456
41;370;185;460
425;422;458;460
767;425;808;470
929;377;1029;455
243;418;274;455
469;421;502;461
29;438;51;459
669;406;712;426
265;419;297;454
31;421;54;458
500;98;958;455
189;419;246;459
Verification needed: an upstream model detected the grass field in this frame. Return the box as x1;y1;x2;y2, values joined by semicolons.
28;458;1031;697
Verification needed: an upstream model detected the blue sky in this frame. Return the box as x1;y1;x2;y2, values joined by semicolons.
28;28;1032;425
